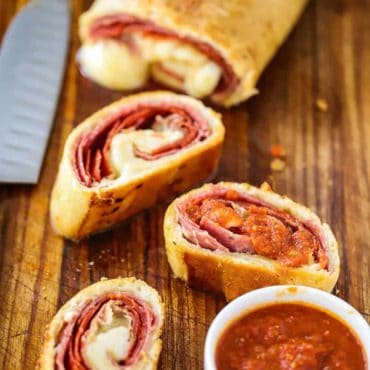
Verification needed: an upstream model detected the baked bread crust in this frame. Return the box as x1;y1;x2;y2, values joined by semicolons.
164;182;340;301
38;277;164;370
50;91;224;240
79;0;308;106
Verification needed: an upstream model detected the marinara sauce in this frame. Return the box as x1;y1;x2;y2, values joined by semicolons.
215;303;366;370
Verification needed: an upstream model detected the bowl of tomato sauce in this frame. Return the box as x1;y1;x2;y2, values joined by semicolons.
204;285;370;370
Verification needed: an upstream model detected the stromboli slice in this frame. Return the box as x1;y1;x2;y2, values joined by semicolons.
50;91;224;240
164;182;340;301
38;278;164;370
78;0;308;106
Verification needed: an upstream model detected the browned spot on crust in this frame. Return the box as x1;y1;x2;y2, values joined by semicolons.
101;206;120;216
91;197;115;206
111;207;119;214
172;178;183;186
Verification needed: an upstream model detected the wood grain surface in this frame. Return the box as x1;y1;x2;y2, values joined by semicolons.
0;0;369;369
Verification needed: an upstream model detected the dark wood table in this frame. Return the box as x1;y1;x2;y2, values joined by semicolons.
1;0;369;368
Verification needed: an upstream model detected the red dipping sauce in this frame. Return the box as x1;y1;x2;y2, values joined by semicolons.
215;303;367;370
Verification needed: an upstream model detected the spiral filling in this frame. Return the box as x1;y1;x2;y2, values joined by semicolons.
81;14;239;100
55;293;157;370
176;185;328;269
73;103;210;186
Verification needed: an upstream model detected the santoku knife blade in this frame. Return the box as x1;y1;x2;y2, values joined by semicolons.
0;0;70;183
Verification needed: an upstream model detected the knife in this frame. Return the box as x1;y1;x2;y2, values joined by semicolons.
0;0;70;184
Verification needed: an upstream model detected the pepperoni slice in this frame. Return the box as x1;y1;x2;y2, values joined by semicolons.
200;199;244;229
73;103;210;187
244;213;292;259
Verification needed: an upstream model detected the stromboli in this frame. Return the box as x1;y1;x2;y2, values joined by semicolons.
78;0;309;106
164;182;340;301
38;278;164;370
50;91;224;240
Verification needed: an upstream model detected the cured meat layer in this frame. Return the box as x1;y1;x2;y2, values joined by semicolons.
176;185;328;269
55;293;156;369
73;103;211;187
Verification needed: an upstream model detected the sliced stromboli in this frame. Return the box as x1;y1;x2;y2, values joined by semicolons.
164;183;340;301
78;0;308;107
50;91;224;240
38;278;164;370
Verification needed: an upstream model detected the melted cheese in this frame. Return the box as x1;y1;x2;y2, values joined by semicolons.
184;62;222;98
79;33;222;97
110;128;184;179
83;326;131;370
82;304;133;370
78;40;148;90
137;36;207;64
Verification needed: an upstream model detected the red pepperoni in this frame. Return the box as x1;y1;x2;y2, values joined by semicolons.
200;199;244;229
73;103;210;187
244;213;291;260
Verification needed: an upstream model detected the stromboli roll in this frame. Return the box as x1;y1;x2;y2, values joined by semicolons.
164;183;340;301
50;91;224;240
38;278;164;370
78;0;308;106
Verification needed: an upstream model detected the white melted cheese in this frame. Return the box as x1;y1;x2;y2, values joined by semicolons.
184;61;222;98
78;40;148;90
82;303;133;370
79;33;222;97
109;128;183;179
83;326;132;370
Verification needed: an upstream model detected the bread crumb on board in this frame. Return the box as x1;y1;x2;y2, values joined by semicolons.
269;144;287;173
270;158;286;172
316;98;329;112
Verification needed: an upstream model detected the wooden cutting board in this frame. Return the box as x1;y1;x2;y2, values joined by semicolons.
0;0;369;368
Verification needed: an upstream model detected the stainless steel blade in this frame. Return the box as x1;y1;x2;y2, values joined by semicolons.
0;0;70;183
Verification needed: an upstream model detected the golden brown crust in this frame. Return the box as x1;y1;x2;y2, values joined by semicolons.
37;277;164;370
164;182;340;301
50;91;224;240
79;0;309;106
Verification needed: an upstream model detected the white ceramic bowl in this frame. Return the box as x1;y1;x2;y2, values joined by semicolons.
204;285;370;370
